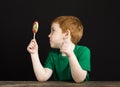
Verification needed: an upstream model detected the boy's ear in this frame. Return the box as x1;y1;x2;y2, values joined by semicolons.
64;30;71;39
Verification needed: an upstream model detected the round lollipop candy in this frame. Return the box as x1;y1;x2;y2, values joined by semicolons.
32;21;39;39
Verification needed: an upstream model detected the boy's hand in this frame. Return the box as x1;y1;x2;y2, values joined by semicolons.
60;38;74;57
27;39;38;54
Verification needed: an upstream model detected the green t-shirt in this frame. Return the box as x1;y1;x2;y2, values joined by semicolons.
44;45;91;81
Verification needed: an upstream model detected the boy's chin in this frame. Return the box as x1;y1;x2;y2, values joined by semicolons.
50;45;55;48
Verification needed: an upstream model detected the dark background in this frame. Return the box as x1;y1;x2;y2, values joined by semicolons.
0;0;119;81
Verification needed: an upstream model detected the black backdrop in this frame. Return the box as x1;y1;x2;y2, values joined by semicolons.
0;0;120;81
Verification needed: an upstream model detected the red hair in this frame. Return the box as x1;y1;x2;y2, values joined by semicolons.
51;16;83;44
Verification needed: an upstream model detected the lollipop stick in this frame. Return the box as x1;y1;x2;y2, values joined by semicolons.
33;33;36;39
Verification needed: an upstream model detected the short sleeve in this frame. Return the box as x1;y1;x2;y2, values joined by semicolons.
76;46;91;81
44;52;54;70
78;46;91;72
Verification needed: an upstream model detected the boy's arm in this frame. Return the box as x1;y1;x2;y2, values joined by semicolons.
68;52;87;83
60;40;87;82
27;39;52;81
31;52;53;81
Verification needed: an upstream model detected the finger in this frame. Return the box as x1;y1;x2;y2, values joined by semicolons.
28;45;34;49
32;39;37;43
28;41;36;49
62;41;68;48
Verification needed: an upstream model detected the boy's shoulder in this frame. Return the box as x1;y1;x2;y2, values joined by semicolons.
75;45;90;51
74;45;91;55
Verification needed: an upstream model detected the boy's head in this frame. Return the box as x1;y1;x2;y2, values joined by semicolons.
51;16;83;44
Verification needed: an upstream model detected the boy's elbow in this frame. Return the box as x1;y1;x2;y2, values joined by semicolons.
74;71;87;83
36;76;48;82
37;78;47;82
74;78;84;83
74;74;86;83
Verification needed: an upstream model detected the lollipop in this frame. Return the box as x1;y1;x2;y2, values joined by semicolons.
32;21;39;39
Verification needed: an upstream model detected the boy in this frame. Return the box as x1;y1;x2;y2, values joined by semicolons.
27;16;91;83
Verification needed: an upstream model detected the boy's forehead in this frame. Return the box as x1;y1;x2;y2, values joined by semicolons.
51;23;62;32
51;23;60;29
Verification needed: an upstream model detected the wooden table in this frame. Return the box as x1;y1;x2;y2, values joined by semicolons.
0;81;120;87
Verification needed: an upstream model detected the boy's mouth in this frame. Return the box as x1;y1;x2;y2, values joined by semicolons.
49;40;52;43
